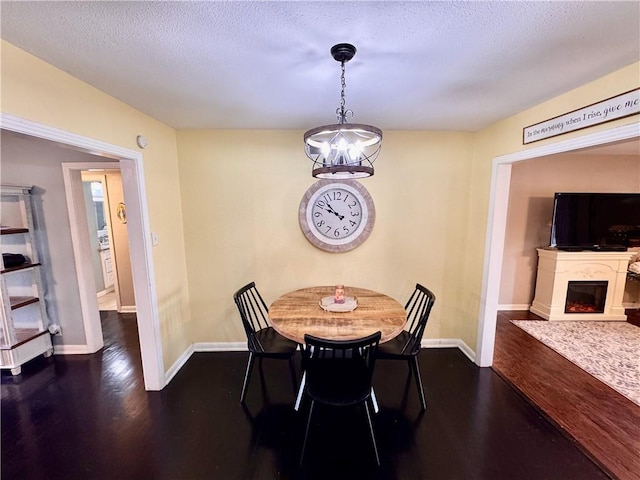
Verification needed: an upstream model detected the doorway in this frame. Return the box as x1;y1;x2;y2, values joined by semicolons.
476;122;640;367
1;112;164;390
81;170;136;314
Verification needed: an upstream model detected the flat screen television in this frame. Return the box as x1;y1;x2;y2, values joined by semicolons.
550;192;640;250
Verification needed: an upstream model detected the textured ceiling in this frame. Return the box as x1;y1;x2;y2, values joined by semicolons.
1;1;639;132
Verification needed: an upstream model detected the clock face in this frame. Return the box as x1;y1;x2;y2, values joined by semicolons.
299;180;375;252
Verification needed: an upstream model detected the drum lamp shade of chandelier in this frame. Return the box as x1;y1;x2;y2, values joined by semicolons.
304;44;383;179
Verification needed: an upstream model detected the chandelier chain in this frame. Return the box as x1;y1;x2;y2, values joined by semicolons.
340;61;346;111
336;60;353;124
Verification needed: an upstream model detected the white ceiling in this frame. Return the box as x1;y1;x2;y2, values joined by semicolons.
1;1;639;132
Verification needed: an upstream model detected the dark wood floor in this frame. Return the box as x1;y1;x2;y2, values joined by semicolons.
493;310;640;480
2;311;610;479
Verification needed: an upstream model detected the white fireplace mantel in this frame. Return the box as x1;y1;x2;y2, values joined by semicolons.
530;249;634;321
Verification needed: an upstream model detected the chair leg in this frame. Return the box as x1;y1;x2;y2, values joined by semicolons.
410;356;427;410
370;387;379;414
294;370;306;412
240;352;255;404
288;357;298;398
300;400;315;466
364;400;381;466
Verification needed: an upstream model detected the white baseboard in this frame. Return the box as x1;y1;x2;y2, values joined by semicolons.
498;304;531;311
194;342;248;352
53;338;477;387
164;344;195;386
163;339;476;388
47;336;481;387
163;342;249;387
53;344;96;355
422;338;476;362
97;287;115;297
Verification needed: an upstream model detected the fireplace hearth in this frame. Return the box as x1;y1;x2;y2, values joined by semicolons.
530;249;633;321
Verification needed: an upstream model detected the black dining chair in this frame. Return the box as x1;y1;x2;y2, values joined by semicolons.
376;283;436;410
233;282;298;404
299;331;382;466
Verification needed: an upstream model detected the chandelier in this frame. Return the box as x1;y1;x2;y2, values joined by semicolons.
304;43;382;179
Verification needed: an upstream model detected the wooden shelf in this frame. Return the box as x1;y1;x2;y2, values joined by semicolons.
1;227;29;235
0;328;48;350
9;296;39;310
1;262;41;274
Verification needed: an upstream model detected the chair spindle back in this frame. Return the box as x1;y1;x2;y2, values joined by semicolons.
302;331;381;388
233;282;270;353
401;283;436;355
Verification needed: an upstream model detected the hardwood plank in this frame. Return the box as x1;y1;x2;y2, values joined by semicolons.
1;310;609;479
493;310;640;480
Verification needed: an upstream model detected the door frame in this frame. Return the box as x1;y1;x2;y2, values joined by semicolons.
63;163;125;349
476;121;640;366
81;172;121;307
1;113;164;390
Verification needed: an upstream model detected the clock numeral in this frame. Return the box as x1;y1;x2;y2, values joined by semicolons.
343;194;350;203
334;228;341;237
343;226;350;234
347;200;357;209
325;225;332;234
351;211;360;217
315;200;326;209
323;191;344;203
350;220;357;227
313;211;322;218
317;220;325;228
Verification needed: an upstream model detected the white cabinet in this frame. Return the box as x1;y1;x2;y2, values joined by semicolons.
100;247;114;289
0;184;53;375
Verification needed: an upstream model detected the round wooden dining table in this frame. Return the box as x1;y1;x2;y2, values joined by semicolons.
269;286;406;344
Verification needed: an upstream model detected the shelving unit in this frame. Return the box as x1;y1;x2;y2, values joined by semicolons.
0;184;52;375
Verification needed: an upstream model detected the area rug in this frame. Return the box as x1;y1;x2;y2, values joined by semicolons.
511;320;640;406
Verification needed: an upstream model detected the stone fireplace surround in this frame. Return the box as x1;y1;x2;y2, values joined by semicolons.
530;249;634;321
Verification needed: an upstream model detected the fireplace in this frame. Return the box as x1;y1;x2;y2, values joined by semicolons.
530;249;633;321
565;281;607;313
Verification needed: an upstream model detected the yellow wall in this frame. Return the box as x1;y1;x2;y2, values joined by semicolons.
474;63;640;159
466;61;640;343
2;37;638;367
1;40;192;368
177;130;475;344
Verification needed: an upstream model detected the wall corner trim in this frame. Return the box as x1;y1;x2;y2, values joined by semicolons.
164;344;195;386
422;338;476;363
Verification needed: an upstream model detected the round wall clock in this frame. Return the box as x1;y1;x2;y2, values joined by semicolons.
299;180;375;253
